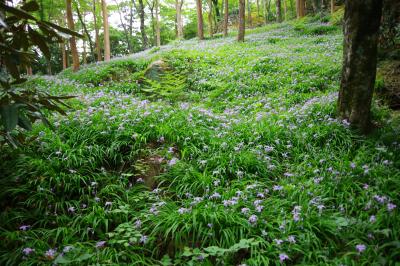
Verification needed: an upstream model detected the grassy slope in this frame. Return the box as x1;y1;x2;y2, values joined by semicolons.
1;21;399;265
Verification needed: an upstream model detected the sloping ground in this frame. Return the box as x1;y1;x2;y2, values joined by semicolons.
0;22;399;265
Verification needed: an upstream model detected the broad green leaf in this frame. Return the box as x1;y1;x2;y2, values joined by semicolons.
0;104;18;132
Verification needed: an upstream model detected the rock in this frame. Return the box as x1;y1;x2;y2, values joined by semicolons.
144;59;170;81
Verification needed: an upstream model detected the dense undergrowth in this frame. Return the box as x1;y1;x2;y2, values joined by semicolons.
1;21;399;265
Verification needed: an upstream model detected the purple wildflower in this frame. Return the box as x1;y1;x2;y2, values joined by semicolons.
96;241;106;248
279;253;289;262
22;248;35;256
356;244;366;253
387;203;397;211
19;225;30;231
45;249;57;259
248;215;258;225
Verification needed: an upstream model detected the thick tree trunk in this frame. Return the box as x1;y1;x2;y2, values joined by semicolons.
196;0;204;40
276;0;282;22
207;0;214;37
296;0;305;18
66;0;79;71
247;0;252;27
176;0;184;39
155;0;161;46
223;0;228;36
138;0;148;49
238;0;245;41
93;0;102;61
101;0;111;61
338;0;383;133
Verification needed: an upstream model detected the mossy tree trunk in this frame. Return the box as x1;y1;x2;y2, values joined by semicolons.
338;0;383;133
276;0;282;22
223;0;229;36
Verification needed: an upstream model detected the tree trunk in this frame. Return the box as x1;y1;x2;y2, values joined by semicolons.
196;0;204;40
83;39;87;64
276;0;281;22
247;0;252;27
338;0;383;133
176;0;184;39
330;0;334;14
66;0;79;71
207;0;214;37
262;0;267;23
61;41;67;69
155;0;161;46
223;0;228;36
75;2;95;61
257;0;260;16
93;0;102;61
138;0;148;49
283;0;287;20
296;0;305;18
114;0;133;53
238;0;245;41
101;0;111;61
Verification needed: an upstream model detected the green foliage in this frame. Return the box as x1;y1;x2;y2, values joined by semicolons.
1;21;400;265
0;0;82;147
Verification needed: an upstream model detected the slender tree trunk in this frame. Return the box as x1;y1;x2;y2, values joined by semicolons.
196;0;204;40
155;0;161;46
75;2;95;61
26;66;33;75
338;0;383;133
207;0;214;37
93;0;102;61
83;39;87;64
257;0;260;16
138;0;148;49
330;0;334;14
66;0;79;71
176;0;184;39
61;41;67;69
238;0;245;41
223;0;228;36
283;0;287;20
114;0;133;52
276;0;281;22
247;0;252;27
149;4;155;45
101;0;111;61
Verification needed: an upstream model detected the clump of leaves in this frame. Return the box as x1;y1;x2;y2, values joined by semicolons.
0;0;81;147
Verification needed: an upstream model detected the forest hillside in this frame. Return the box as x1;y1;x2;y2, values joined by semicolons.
1;18;400;265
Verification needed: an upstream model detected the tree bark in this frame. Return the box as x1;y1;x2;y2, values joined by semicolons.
207;0;214;37
238;0;245;41
283;0;287;20
196;0;204;40
137;0;148;49
276;0;282;22
296;0;305;18
176;0;184;39
330;0;334;14
338;0;383;133
101;0;111;61
66;0;79;71
223;0;228;36
93;0;102;61
83;39;87;64
247;0;252;27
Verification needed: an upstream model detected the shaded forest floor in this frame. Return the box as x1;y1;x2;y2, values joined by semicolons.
1;21;400;265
